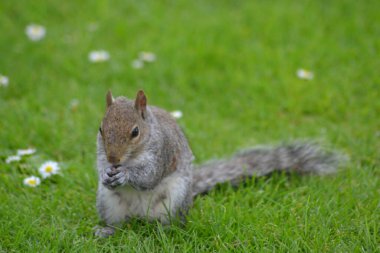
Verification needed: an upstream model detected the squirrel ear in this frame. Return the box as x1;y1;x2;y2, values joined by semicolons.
134;90;147;119
106;90;114;108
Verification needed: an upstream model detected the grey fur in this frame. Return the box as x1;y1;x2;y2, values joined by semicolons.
192;142;345;197
96;93;194;232
95;91;345;237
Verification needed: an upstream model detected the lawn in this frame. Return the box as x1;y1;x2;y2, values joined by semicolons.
0;0;379;252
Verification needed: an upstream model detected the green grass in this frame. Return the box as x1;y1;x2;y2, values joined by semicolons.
1;0;379;252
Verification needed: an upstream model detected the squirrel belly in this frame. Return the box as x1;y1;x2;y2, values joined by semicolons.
96;170;191;225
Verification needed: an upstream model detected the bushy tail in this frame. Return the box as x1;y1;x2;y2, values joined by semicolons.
192;142;345;197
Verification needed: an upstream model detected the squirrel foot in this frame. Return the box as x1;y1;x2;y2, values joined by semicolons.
94;225;115;238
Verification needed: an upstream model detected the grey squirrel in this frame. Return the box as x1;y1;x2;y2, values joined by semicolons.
95;90;343;237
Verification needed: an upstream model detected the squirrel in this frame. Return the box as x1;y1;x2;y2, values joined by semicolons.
95;90;343;237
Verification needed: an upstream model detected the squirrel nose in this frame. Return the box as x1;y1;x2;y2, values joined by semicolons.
108;155;120;165
112;164;121;169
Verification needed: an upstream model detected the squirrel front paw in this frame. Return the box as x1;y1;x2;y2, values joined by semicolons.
101;167;127;190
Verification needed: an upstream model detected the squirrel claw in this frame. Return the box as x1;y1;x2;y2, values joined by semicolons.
102;168;126;189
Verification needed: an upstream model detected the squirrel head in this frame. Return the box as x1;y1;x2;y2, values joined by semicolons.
99;90;149;166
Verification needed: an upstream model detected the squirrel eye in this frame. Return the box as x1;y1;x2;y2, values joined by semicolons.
131;126;139;138
99;127;103;135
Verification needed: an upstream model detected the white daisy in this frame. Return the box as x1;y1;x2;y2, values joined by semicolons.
25;24;46;41
132;59;144;69
88;50;110;63
39;161;60;179
87;22;98;32
297;69;314;80
17;148;36;156
170;110;183;119
139;52;156;62
0;74;9;87
6;155;21;164
70;99;80;111
23;176;41;187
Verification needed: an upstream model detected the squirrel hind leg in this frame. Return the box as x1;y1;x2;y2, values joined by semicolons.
93;225;115;238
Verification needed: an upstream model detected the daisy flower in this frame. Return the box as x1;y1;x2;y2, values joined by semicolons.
139;51;156;62
70;99;80;111
88;50;110;63
17;148;36;156
6;155;21;164
87;22;98;32
39;161;60;179
297;69;314;80
25;24;46;41
170;110;183;119
0;74;9;87
23;176;41;187
131;59;144;69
